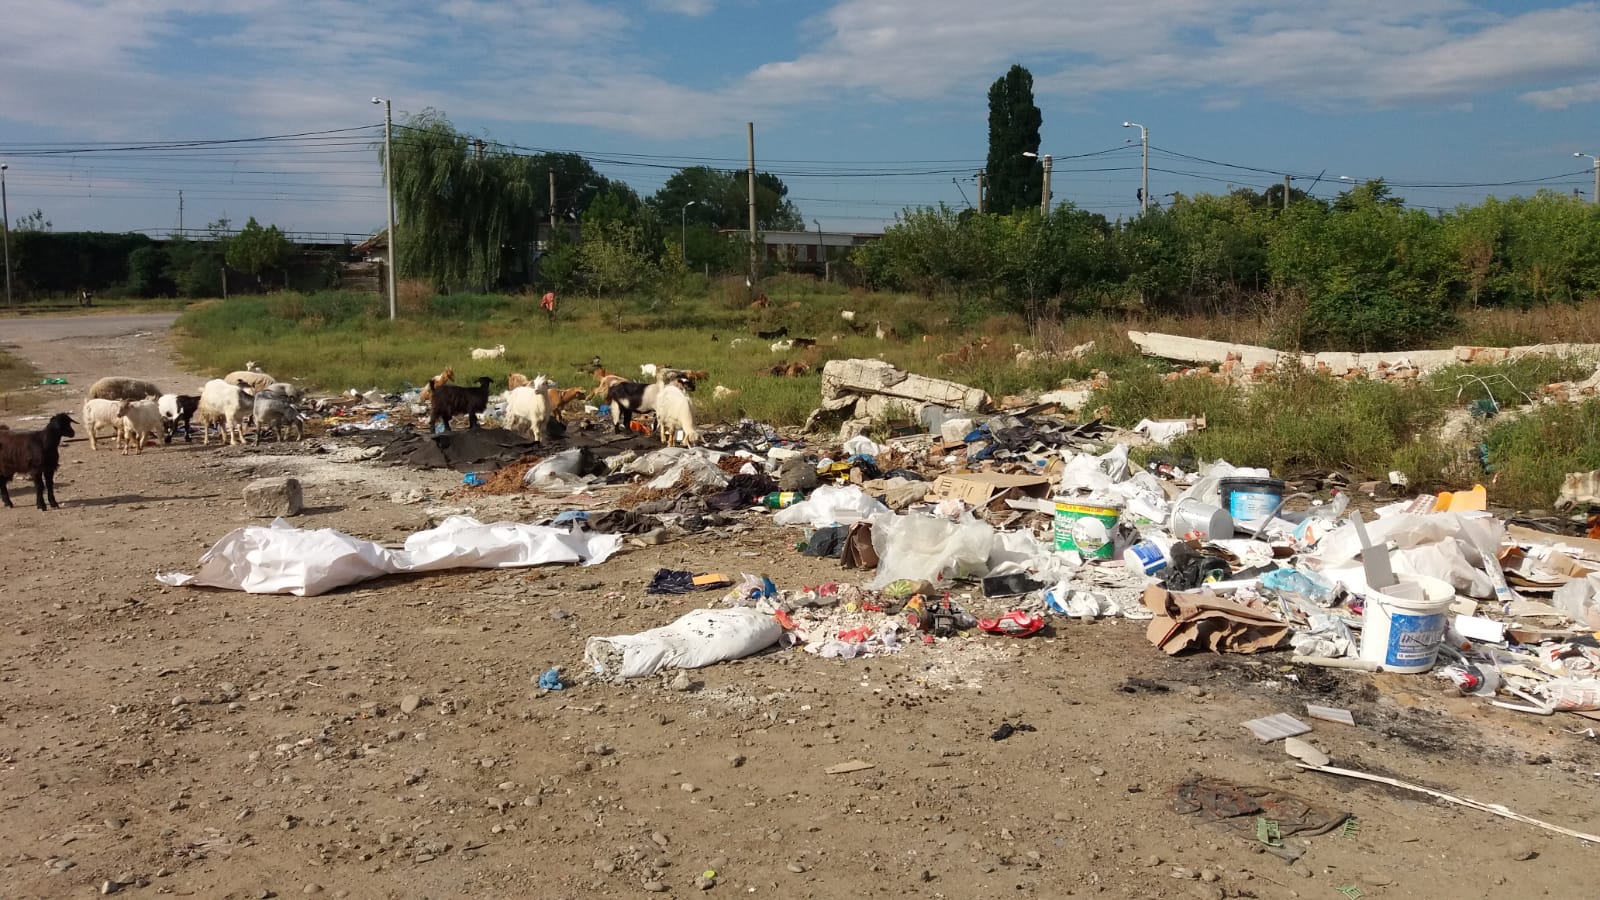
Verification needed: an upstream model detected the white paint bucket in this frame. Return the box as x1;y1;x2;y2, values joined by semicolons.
1358;573;1456;673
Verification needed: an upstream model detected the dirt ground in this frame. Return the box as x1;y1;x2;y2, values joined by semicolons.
1;314;1597;899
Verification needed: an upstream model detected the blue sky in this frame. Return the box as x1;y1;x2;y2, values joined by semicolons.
1;0;1598;236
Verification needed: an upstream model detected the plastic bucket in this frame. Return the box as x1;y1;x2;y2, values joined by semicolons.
1054;501;1121;558
1219;477;1285;523
1122;540;1171;576
1170;497;1235;540
1358;573;1456;673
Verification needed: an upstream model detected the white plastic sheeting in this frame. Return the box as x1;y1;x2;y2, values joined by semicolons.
156;515;623;597
866;512;995;589
585;608;783;678
773;485;889;527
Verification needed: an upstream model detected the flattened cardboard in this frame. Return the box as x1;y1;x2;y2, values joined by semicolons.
927;472;1052;506
1141;585;1290;655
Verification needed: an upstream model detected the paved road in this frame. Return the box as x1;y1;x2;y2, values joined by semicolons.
1;312;188;415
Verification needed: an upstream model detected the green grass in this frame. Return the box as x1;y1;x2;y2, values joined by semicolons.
0;347;43;414
1483;400;1600;511
175;287;1599;510
0;297;192;317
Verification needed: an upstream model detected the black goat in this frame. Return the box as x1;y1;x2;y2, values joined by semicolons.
756;326;788;340
791;337;818;348
162;394;200;444
606;371;695;433
429;376;493;431
0;412;76;510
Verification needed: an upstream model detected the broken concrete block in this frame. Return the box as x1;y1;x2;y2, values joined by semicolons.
820;359;906;401
821;358;990;412
940;417;975;443
244;476;304;518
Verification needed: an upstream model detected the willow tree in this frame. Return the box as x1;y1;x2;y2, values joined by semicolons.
381;110;545;291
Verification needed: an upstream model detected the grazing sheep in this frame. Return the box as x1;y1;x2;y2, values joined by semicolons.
654;383;699;447
222;369;274;392
87;376;162;402
470;344;506;360
546;386;585;422
429;376;493;431
81;398;126;450
158;394;200;444
197;378;252;446
840;310;856;323
0;412;76;510
1556;471;1600;512
116;398;164;455
770;340;794;353
503;377;551;442
251;390;304;444
418;366;454;405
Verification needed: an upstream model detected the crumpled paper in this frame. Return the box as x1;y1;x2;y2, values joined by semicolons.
156;515;623;596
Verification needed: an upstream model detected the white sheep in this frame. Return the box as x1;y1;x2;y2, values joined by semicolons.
502;376;551;442
654;383;698;447
87;376;162;402
251;390;304;444
116;398;163;455
840;310;856;322
470;344;507;360
222;369;274;392
197;378;252;446
81;398;125;450
770;340;794;352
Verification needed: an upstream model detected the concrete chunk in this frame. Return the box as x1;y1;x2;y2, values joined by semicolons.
244;476;304;518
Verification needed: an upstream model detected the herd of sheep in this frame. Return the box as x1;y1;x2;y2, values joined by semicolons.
1;353;707;512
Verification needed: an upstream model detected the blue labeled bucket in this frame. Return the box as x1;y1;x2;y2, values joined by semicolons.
1219;476;1285;522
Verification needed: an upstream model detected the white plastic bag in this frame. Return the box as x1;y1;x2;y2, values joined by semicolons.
584;608;782;678
867;512;994;588
773;485;889;527
842;434;884;458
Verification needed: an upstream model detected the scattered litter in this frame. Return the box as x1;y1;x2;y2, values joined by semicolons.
1283;737;1330;767
990;722;1036;741
584;608;782;679
1305;704;1356;727
823;760;877;775
1241;713;1313;742
1300;763;1600;843
537;668;565;691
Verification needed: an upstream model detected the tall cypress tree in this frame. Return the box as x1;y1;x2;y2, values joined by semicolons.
985;65;1043;214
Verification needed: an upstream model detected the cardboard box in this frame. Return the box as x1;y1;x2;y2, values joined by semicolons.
927;472;1052;506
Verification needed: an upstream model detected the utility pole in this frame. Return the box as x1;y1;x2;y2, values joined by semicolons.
976;171;985;214
1283;175;1292;211
372;97;397;321
1580;153;1600;206
178;190;184;235
746;122;757;289
1039;154;1052;217
549;170;557;230
1122;122;1149;213
1;163;10;307
473;139;485;161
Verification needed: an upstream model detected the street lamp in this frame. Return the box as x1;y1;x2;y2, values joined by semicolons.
1123;121;1148;213
1575;152;1599;206
372;97;397;321
680;200;701;264
0;163;10;307
1022;151;1052;216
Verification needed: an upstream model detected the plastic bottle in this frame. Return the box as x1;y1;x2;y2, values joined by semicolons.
762;491;804;509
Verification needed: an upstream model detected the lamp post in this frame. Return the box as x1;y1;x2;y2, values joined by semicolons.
1123;121;1148;213
680;200;700;264
0;163;10;307
1576;152;1600;206
1022;151;1052;216
372;97;397;321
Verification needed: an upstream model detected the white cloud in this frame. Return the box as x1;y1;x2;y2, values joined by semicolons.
1522;80;1600;109
647;0;714;15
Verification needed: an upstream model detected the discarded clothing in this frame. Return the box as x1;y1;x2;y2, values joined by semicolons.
647;569;699;594
589;509;663;535
802;525;849;559
706;473;779;511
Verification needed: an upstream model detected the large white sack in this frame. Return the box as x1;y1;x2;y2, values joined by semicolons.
585;608;782;678
773;484;888;527
157;516;622;597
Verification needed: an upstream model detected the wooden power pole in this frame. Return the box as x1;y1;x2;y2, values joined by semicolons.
976;171;985;214
747;122;757;289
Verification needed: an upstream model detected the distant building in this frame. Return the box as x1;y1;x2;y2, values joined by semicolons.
721;228;882;271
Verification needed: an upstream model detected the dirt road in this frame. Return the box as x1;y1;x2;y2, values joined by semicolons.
0;314;1596;899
